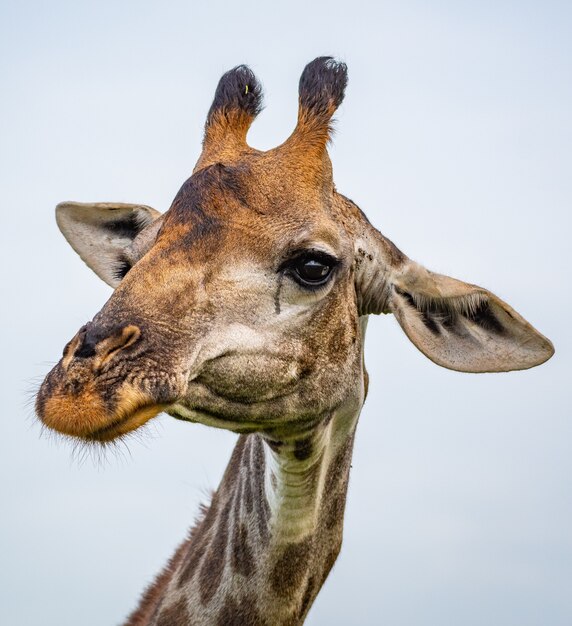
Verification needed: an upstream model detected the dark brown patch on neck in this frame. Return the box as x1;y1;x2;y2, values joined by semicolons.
198;495;232;605
177;495;220;587
321;548;341;587
321;434;355;531
270;536;314;597
298;574;317;621
231;523;255;577
155;596;194;626
293;436;313;461
243;468;254;514
216;595;267;626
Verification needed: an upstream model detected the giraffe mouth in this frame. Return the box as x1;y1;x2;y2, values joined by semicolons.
36;359;173;442
85;402;169;442
38;386;168;442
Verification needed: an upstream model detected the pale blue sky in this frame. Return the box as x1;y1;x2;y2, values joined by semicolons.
1;1;571;624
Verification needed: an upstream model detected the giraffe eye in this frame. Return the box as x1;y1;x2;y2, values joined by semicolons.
286;251;338;288
296;258;331;282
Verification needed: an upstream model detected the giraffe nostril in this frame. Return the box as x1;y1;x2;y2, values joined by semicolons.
73;323;97;359
75;338;97;359
73;324;141;362
99;325;141;363
118;325;141;350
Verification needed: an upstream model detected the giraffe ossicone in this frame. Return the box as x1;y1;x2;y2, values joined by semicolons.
36;57;554;625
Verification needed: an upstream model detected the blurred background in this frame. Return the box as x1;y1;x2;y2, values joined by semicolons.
1;1;570;624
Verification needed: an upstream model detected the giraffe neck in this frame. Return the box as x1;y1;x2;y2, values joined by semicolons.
126;406;360;626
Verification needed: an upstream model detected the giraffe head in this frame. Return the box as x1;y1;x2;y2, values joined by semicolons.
36;58;554;443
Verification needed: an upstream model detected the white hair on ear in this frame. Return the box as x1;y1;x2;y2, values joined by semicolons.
394;286;489;318
55;202;162;288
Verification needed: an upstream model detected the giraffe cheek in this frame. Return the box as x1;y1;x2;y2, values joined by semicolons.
197;354;306;402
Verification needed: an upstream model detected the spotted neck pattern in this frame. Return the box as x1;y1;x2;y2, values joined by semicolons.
125;407;359;626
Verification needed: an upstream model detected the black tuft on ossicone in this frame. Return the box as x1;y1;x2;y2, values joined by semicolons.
298;57;348;117
207;65;263;123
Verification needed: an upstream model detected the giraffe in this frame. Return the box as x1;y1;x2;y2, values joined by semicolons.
36;58;554;625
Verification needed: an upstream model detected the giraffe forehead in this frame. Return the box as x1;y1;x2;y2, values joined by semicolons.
159;187;346;263
157;214;346;270
166;151;337;225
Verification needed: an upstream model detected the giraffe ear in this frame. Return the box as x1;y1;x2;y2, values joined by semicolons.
386;261;554;372
56;201;162;288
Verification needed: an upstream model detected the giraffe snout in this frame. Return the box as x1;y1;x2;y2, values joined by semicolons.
36;319;167;441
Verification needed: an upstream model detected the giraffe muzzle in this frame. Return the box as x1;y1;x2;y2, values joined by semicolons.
36;322;176;441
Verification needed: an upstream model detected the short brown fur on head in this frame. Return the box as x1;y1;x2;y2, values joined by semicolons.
37;57;553;446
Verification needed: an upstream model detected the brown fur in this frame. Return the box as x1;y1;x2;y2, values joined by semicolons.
215;596;266;626
125;539;192;626
155;597;193;626
36;57;553;625
270;537;314;596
